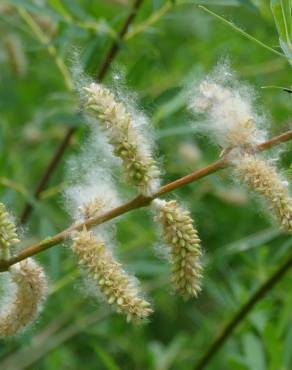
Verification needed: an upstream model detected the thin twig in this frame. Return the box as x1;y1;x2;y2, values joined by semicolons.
97;0;144;81
20;127;76;223
1;130;291;271
193;252;292;370
19;0;144;224
125;1;172;41
17;8;73;90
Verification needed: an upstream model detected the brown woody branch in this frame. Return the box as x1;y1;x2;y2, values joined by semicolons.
1;130;291;272
20;0;144;224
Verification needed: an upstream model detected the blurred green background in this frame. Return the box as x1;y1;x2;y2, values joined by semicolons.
0;0;291;369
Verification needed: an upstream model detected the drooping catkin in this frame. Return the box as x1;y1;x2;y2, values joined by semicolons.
0;258;48;337
235;154;292;233
152;199;203;299
83;82;160;196
0;203;19;260
71;228;153;322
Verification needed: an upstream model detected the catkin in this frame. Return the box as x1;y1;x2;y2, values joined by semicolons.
235;154;292;232
84;83;160;196
0;203;19;260
192;77;265;148
152;199;203;299
0;258;48;337
71;228;153;322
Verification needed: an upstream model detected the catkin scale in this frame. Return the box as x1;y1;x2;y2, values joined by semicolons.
79;197;107;219
84;83;160;196
71;228;153;322
153;199;203;299
235;154;292;233
0;258;48;337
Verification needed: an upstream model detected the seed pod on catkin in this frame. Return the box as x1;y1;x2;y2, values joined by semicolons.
0;258;48;337
0;203;19;260
152;199;203;299
83;83;160;196
71;228;153;322
235;154;292;233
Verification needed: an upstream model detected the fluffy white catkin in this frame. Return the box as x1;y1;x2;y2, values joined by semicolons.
152;199;203;299
71;228;153;322
83;82;160;196
0;258;48;337
235;154;292;233
0;203;19;260
191;70;266;148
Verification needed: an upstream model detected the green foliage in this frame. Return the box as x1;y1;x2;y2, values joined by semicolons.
0;0;291;369
271;0;292;64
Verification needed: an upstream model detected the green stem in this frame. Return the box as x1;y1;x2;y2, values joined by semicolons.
17;7;74;90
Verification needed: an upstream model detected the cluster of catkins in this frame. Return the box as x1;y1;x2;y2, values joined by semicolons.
65;81;204;323
1;65;291;334
66;67;292;323
0;203;48;337
191;66;292;233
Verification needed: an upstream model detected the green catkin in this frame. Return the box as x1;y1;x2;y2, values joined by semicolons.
0;258;48;337
0;203;19;260
235;154;292;233
71;228;153;322
152;199;203;299
83;83;160;196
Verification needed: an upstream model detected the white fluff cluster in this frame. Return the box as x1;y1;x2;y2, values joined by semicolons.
64;168;119;222
64;114;120;223
190;65;267;148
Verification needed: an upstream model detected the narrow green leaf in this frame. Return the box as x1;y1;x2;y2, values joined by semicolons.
271;0;292;64
198;5;286;58
243;333;266;370
90;344;121;370
48;0;72;21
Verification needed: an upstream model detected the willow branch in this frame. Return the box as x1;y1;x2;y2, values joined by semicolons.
193;252;292;370
19;0;144;224
1;130;291;272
